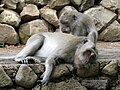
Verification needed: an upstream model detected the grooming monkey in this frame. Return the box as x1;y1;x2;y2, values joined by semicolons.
59;11;98;44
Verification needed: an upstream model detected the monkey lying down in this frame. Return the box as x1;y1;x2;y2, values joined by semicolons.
14;32;97;85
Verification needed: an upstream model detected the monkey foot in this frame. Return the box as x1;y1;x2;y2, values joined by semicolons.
37;79;49;85
20;59;35;64
18;58;35;64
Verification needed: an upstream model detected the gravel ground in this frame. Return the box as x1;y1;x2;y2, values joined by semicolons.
0;45;24;55
97;41;120;61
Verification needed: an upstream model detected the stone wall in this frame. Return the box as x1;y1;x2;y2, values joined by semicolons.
0;0;120;90
0;0;120;45
0;59;119;90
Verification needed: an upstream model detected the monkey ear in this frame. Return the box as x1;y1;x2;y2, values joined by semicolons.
73;14;77;20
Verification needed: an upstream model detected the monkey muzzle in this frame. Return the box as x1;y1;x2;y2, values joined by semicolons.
74;49;97;68
61;27;70;33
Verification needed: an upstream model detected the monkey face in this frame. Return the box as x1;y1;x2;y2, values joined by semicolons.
59;17;71;33
74;39;97;67
59;23;71;33
59;11;77;33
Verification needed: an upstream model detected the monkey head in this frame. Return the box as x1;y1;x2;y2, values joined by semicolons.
74;39;97;67
59;11;78;33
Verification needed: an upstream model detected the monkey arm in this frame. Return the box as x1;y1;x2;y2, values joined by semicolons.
40;54;58;85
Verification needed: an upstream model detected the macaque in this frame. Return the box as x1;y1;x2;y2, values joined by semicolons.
59;11;98;44
14;32;97;85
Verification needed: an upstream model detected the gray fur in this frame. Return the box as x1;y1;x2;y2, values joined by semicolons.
59;11;98;44
14;32;97;85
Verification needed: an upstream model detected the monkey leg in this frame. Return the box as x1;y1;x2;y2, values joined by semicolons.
20;56;46;64
15;34;45;63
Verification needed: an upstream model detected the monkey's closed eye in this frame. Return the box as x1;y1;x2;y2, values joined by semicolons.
81;39;88;44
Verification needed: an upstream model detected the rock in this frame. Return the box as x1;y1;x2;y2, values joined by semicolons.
1;0;19;10
25;0;47;6
15;64;38;88
0;7;4;14
1;86;27;90
42;78;88;90
84;6;117;32
100;0;120;12
58;6;78;18
118;9;120;22
14;87;27;90
40;7;59;27
0;23;19;44
70;0;82;6
76;62;99;78
32;84;41;90
81;79;108;90
99;21;120;41
51;64;74;79
48;0;70;9
29;64;45;74
0;4;4;8
1;0;25;11
2;64;20;78
0;65;13;87
118;14;120;23
20;4;39;22
17;0;25;11
2;64;44;77
97;59;112;71
111;84;120;90
102;60;118;76
0;9;21;27
94;0;102;5
19;19;49;44
79;0;94;11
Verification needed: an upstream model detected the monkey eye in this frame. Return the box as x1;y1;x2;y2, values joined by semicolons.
81;39;88;44
60;20;68;24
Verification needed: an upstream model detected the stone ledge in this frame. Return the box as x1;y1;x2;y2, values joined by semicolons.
0;59;119;90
